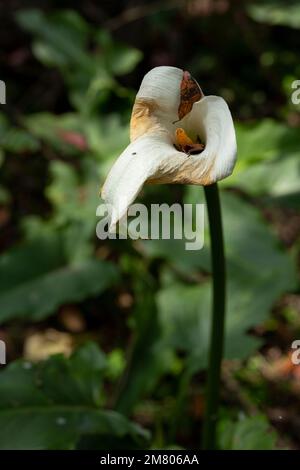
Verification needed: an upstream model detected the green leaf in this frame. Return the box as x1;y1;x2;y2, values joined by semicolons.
96;30;142;76
234;119;299;163
219;191;297;300
142;189;296;287
157;283;211;368
38;342;107;406
157;279;261;366
0;234;119;322
248;1;300;29
44;159;102;262
144;191;297;363
233;153;300;206
15;10;140;114
23;112;86;155
218;414;278;450
32;40;71;68
0;343;149;449
0;409;147;450
0;127;40;153
84;114;129;164
115;288;172;415
108;45;142;76
23;157;103;264
16;9;93;71
226;119;300;205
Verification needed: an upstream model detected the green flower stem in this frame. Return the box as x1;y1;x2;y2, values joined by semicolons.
202;183;226;450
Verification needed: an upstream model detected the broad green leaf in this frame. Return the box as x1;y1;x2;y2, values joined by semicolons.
219;191;297;299
0;409;147;450
218;414;278;450
234;153;300;206
235;119;294;163
141;189;296;287
157;279;262;366
224;120;300;205
157;283;211;368
0;343;148;449
0;234;119;322
142;191;297;362
0;342;106;408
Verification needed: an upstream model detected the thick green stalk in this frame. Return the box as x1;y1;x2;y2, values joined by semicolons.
202;183;226;450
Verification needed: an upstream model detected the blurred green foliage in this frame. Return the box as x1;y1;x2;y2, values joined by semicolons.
0;342;149;449
218;414;279;450
0;0;299;450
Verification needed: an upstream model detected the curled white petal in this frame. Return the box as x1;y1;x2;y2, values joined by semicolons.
101;133;186;231
101;66;237;228
130;67;183;141
182;95;237;183
135;66;182;120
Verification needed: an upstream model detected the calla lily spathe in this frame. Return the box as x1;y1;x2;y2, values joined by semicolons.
101;66;237;230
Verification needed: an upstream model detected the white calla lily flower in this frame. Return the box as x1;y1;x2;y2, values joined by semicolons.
101;66;237;230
